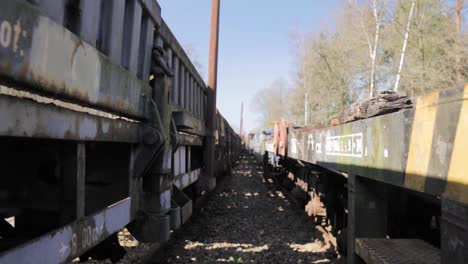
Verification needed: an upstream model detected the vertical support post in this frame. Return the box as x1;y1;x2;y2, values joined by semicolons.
187;146;192;172
179;65;185;108
76;143;86;218
122;0;143;74
441;198;468;263
180;146;186;174
173;148;181;176
99;0;125;66
195;84;199;117
166;47;173;102
203;91;206;121
191;78;195;114
60;142;86;223
347;175;388;264
197;86;201;118
192;79;196;115
137;15;154;80
128;145;139;218
194;85;198;117
185;71;190;110
203;0;221;191
188;77;193;113
190;79;194;115
172;56;179;103
131;33;175;243
78;0;102;47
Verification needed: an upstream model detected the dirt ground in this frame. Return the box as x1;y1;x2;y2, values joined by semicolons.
150;154;340;263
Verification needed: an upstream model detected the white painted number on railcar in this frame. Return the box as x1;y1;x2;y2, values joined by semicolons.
307;134;314;150
316;142;322;153
290;138;297;154
325;133;363;157
0;19;27;56
82;225;104;251
70;224;104;257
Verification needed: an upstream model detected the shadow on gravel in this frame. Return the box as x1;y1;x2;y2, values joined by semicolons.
151;154;340;264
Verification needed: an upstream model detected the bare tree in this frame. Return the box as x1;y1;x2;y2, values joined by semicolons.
286;0;462;127
251;79;290;128
352;0;384;98
394;0;417;92
455;0;465;85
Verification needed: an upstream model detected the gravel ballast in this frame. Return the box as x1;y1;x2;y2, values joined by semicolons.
151;154;340;263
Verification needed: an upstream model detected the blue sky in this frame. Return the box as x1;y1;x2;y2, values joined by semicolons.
158;0;340;133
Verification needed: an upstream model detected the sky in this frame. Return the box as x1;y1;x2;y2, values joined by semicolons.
158;0;341;133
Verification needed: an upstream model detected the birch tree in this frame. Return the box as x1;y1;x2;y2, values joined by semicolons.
394;0;417;92
351;0;385;98
454;0;465;85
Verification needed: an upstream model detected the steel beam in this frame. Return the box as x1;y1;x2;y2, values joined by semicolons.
0;0;151;118
0;94;140;142
177;132;203;146
0;198;131;264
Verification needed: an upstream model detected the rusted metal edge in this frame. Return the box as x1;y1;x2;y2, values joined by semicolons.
0;0;151;119
138;0;162;27
0;198;131;264
0;94;140;142
174;168;201;189
0;85;138;122
158;19;206;91
178;132;203;146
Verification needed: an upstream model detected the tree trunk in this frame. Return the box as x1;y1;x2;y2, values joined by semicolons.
394;0;417;92
370;0;381;98
455;0;465;86
354;0;382;98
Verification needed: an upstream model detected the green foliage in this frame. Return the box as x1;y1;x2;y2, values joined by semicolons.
251;0;466;127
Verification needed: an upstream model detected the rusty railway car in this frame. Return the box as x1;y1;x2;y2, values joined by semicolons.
253;86;468;264
0;0;241;263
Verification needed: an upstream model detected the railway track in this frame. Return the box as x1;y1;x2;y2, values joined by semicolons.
78;154;340;263
151;154;339;263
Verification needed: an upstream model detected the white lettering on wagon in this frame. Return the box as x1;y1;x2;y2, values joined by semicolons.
325;133;363;157
70;224;104;256
315;142;322;153
290;138;297;154
0;19;27;56
307;134;314;150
